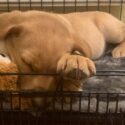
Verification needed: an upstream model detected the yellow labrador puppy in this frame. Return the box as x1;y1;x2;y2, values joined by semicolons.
0;10;125;93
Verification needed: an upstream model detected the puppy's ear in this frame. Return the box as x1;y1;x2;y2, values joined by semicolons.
4;25;24;41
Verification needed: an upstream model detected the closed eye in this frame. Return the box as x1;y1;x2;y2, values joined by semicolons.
0;53;6;57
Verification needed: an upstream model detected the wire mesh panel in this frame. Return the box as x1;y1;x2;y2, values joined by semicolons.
0;90;125;125
0;0;125;125
0;71;124;125
0;0;125;19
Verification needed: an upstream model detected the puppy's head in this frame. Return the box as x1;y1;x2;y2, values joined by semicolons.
3;18;75;72
2;20;69;91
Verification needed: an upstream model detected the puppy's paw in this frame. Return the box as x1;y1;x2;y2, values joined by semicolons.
57;54;96;80
112;46;125;58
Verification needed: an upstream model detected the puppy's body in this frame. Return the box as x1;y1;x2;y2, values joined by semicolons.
64;12;125;58
0;11;125;92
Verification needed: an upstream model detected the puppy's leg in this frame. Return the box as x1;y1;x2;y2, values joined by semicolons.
100;16;125;58
57;53;96;81
110;23;125;58
62;79;83;103
109;24;125;58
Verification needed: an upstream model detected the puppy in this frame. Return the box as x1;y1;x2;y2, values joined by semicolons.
0;10;125;94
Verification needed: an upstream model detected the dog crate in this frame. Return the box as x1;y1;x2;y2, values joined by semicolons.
0;0;125;125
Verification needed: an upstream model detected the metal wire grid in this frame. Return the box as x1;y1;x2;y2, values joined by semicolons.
0;0;125;124
0;90;125;125
0;71;124;124
0;90;125;112
0;0;125;19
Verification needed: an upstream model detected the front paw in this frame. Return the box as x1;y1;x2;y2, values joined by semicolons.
57;54;96;80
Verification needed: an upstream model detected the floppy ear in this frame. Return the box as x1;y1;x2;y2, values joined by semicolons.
4;25;24;41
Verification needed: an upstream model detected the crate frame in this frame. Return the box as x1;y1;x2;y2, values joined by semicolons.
0;0;125;124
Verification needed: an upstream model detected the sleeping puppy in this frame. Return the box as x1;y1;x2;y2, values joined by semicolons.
0;10;125;94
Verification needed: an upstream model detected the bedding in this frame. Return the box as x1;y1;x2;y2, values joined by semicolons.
52;50;125;113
